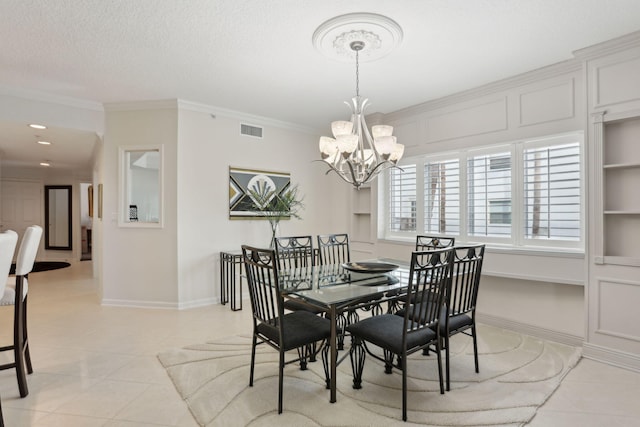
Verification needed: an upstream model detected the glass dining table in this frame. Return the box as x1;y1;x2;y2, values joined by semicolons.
279;259;410;403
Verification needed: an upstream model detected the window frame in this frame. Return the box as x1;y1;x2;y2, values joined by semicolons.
379;132;584;252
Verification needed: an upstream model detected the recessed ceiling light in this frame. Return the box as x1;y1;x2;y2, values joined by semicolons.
29;124;47;129
37;140;51;145
39;161;50;167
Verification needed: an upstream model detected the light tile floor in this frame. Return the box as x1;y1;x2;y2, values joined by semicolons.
0;261;638;426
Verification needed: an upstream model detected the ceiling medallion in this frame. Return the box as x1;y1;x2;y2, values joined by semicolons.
312;12;403;62
314;13;405;189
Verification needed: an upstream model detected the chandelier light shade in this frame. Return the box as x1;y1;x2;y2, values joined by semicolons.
314;14;404;189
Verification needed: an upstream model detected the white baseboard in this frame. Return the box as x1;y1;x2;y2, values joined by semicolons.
476;313;584;347
583;342;640;373
101;297;218;310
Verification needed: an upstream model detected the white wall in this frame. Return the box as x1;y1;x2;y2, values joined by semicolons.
99;100;349;308
175;103;348;308
102;103;179;307
372;62;587;343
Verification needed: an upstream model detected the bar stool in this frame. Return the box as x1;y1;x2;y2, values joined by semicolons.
0;225;43;397
0;230;19;425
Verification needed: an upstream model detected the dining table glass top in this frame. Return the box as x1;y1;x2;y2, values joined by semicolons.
279;259;410;307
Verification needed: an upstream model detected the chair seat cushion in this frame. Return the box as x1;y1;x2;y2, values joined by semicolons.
346;314;437;354
0;277;28;305
257;310;330;351
396;303;473;334
440;313;473;334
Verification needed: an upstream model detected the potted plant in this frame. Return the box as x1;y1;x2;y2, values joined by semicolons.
248;184;304;247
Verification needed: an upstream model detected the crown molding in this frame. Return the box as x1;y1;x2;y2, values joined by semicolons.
177;99;318;135
103;99;179;112
573;30;640;61
0;85;103;111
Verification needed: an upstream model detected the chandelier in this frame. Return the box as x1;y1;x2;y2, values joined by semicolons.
315;14;404;190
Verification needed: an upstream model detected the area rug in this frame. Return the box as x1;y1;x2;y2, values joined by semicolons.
158;324;581;426
10;261;71;274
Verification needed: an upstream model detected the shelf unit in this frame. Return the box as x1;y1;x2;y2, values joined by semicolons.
350;186;372;243
350;186;375;258
600;114;640;264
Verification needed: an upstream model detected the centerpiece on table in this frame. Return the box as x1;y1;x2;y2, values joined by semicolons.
248;183;304;248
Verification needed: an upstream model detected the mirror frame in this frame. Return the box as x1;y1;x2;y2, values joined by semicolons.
118;145;164;228
44;185;73;250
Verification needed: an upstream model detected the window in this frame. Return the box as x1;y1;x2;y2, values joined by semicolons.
389;165;417;232
423;159;460;234
489;200;512;224
523;142;581;241
382;133;583;251
468;152;512;238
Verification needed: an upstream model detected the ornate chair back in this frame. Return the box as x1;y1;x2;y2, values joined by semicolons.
317;233;350;265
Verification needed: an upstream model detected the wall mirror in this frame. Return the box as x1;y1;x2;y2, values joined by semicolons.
119;145;163;228
45;185;72;250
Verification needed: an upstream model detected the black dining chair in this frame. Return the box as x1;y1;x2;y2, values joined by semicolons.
274;235;324;361
316;233;383;348
242;245;330;414
316;233;350;265
346;247;454;421
437;244;485;391
317;233;353;348
415;235;455;251
388;236;455;315
274;235;316;270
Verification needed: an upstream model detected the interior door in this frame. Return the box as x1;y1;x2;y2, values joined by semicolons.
1;180;43;251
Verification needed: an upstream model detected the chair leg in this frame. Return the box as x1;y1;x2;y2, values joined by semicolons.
309;342;317;362
445;335;451;391
349;336;365;389
383;349;395;374
23;297;32;375
321;343;330;389
401;353;407;422
297;346;307;371
278;350;285;414
472;324;479;374
14;296;28;398
337;313;347;350
436;341;445;395
249;335;257;387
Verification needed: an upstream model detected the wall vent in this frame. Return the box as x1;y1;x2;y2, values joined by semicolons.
240;123;263;138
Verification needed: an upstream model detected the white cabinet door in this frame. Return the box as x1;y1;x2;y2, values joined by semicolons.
1;180;43;247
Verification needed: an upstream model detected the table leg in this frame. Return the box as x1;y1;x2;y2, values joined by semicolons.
330;305;337;403
231;257;242;311
220;254;228;305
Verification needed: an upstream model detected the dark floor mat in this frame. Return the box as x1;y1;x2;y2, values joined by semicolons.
10;261;71;274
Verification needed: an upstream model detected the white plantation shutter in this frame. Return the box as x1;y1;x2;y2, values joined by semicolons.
389;165;417;232
467;152;512;238
524;142;581;241
382;133;583;251
423;159;460;235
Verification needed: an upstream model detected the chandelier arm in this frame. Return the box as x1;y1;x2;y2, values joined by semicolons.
314;160;356;185
346;160;361;186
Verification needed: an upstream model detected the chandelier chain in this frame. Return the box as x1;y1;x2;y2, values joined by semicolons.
355;48;360;98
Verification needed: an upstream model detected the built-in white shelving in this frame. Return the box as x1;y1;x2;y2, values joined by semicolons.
601;115;640;264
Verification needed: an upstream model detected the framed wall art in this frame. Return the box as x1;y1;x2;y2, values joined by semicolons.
228;167;291;219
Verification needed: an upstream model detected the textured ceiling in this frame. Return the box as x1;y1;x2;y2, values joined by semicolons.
2;0;640;171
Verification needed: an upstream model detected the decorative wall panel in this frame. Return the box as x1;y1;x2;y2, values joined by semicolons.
519;80;575;126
